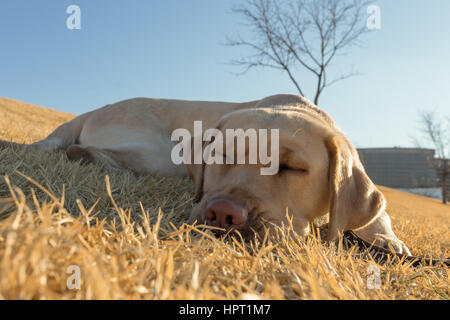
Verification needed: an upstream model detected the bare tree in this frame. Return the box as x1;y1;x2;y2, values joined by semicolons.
415;110;450;204
418;111;449;159
226;0;372;105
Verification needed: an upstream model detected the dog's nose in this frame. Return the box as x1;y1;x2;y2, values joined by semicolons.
205;198;248;232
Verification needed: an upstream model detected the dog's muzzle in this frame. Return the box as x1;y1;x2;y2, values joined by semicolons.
205;198;248;236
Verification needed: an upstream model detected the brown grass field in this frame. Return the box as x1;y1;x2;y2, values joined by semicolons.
0;97;449;299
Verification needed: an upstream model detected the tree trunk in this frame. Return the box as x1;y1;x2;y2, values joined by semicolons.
443;160;447;204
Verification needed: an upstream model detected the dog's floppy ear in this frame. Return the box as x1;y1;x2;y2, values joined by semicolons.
185;118;227;203
185;136;204;203
186;162;204;202
325;134;385;241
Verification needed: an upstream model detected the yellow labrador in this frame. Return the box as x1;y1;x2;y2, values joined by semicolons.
1;94;411;255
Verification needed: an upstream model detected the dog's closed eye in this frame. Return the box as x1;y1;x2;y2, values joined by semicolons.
278;163;308;174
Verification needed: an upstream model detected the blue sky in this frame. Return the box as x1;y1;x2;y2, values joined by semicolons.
0;0;449;148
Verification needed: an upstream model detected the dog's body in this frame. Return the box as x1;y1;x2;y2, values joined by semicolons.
2;94;411;255
28;97;256;177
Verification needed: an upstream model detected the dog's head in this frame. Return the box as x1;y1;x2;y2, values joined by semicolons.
186;106;385;241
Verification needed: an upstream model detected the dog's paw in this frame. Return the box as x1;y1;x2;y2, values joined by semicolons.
373;234;411;256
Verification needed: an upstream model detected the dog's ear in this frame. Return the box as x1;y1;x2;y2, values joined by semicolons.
186;162;204;202
185;136;204;203
325;134;385;241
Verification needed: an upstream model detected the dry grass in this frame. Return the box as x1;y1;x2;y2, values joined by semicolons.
0;99;448;300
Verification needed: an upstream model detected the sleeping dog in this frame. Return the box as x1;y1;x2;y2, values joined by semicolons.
0;94;421;259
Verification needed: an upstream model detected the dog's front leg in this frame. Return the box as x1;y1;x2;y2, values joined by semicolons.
353;211;411;256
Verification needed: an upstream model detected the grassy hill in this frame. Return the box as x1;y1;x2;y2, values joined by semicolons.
0;98;448;300
0;97;74;143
